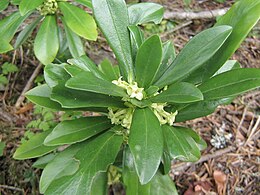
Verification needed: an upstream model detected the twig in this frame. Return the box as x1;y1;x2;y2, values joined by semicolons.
171;146;235;174
15;63;43;108
0;184;24;192
164;8;229;20
244;116;260;146
161;21;193;38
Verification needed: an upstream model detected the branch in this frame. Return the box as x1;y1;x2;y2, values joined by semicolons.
164;8;229;20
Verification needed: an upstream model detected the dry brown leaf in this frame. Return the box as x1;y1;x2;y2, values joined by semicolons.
213;170;227;195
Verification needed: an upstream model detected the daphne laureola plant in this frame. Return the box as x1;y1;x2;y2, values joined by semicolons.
11;0;260;194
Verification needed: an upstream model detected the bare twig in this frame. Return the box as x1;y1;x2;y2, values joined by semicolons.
0;184;23;192
161;21;193;38
171;146;235;174
244;116;260;146
164;8;229;20
15;63;43;108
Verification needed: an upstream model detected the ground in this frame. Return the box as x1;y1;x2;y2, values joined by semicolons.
0;0;259;194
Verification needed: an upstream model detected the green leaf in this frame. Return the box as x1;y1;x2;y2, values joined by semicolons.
213;60;241;76
64;64;83;77
198;68;260;100
185;0;260;83
66;72;127;97
2;62;18;74
74;0;92;8
92;0;134;81
40;146;80;193
25;84;64;110
129;108;163;184
123;147;177;195
45;130;123;195
32;153;57;169
174;98;233;122
90;172;108;195
154;41;176;82
128;3;164;25
44;116;112;146
123;146;151;195
13;130;57;160
128;25;144;59
136;35;162;88
0;12;30;42
68;55;105;79
14;16;43;49
0;141;5;156
62;17;85;58
59;2;97;40
19;0;43;16
150;82;203;104
154;25;233;88
162;125;201;162
51;82;125;109
34;15;59;65
98;59;120;81
0;40;13;53
44;63;71;88
0;0;9;12
150;173;178;195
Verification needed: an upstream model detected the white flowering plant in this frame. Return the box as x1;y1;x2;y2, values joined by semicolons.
0;0;96;64
13;0;260;194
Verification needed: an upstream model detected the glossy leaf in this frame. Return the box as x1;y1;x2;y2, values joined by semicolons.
128;3;164;25
66;72;127;97
59;2;97;40
198;68;260;100
14;16;43;49
186;0;260;83
44;63;71;88
74;0;92;8
213;60;241;76
0;0;9;12
92;0;134;81
154;25;233;88
98;59;120;81
64;64;83;77
44;116;112;146
174;98;233;122
19;0;43;16
154;41;176;82
128;25;144;59
51;82;125;109
90;172;108;195
123;146;151;195
0;12;30;42
32;153;57;169
62;17;85;58
150;82;203;104
0;40;13;53
150;173;178;195
162;125;201;162
136;35;162;88
129;108;163;184
13;130;57;160
45;130;123;195
34;15;59;65
25;84;64;110
68;55;105;79
40;146;81;193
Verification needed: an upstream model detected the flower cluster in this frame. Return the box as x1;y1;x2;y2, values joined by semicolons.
151;103;178;126
112;77;144;101
108;107;134;129
37;0;58;15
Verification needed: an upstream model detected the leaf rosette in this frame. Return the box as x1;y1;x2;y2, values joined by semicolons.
13;0;260;194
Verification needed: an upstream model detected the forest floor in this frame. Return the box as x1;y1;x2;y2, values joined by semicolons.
0;0;259;194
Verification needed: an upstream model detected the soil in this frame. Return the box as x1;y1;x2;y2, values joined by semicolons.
0;0;259;194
